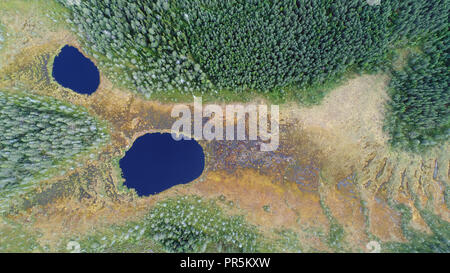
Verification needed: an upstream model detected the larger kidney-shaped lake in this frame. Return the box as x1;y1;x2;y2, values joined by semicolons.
119;133;205;196
52;45;100;95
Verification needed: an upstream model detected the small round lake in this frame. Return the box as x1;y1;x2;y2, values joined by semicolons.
52;45;100;95
119;133;205;196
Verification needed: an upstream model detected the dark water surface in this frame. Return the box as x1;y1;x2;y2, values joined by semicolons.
52;45;100;95
119;133;205;196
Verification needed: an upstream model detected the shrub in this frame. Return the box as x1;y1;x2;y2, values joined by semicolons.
146;196;259;252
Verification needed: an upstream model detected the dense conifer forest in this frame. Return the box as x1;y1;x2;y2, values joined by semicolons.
0;90;108;191
386;31;449;151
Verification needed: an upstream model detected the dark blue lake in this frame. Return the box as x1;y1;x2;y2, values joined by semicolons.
52;45;100;95
119;133;205;196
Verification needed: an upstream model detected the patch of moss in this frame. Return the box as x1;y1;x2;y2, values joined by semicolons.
278;228;302;252
0;217;42;253
384;203;450;253
319;197;346;251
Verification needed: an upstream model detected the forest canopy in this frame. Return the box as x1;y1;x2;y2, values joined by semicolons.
385;31;450;151
57;0;448;95
0;90;109;191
